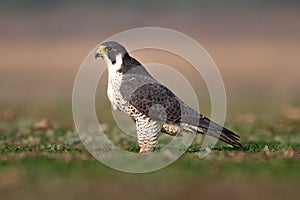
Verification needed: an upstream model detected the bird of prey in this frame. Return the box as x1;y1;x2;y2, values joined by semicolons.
95;41;242;153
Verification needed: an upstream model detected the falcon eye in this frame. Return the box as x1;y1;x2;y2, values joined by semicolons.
105;47;112;51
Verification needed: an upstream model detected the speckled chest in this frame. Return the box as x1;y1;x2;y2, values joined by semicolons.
107;71;146;121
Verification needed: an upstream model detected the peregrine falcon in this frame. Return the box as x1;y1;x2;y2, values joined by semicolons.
95;41;242;153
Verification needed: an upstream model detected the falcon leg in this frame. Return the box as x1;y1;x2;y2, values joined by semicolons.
136;117;161;153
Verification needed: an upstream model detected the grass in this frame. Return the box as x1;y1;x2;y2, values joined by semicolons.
0;108;300;199
1;116;299;168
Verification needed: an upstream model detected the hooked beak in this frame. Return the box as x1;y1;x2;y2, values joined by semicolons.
95;47;104;59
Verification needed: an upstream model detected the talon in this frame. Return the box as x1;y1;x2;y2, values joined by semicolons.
139;147;151;153
139;147;146;153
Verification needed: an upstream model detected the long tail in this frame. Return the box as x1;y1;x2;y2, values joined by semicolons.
182;115;242;148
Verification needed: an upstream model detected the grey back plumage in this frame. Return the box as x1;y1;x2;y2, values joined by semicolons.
119;54;202;126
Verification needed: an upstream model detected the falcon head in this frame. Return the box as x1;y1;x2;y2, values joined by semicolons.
95;41;128;65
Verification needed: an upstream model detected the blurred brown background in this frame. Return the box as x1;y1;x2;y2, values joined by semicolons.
0;0;300;124
0;2;300;200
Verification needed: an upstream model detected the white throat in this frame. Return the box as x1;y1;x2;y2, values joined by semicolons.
103;53;123;75
105;53;123;111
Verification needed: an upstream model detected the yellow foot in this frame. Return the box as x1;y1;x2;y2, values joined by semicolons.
139;147;151;153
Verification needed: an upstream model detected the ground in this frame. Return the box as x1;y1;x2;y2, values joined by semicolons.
0;111;300;199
